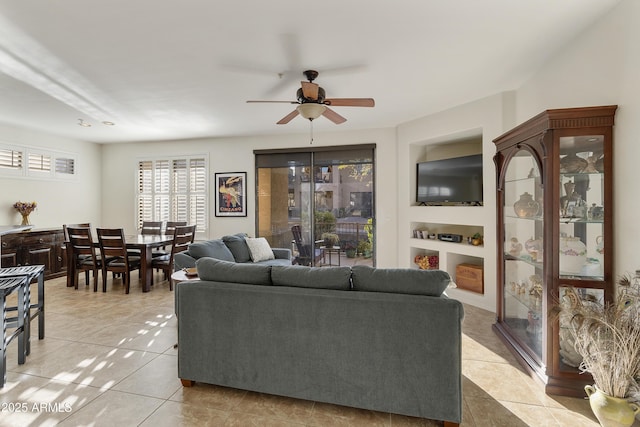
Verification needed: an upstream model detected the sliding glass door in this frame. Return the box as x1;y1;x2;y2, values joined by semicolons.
256;152;313;251
256;145;375;266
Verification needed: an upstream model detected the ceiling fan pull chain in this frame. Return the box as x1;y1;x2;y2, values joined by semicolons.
310;119;314;144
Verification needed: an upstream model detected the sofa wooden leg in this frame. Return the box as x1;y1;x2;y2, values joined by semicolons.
180;379;195;387
443;422;459;427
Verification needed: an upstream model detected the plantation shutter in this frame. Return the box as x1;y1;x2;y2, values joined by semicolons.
155;160;170;222
189;158;207;231
171;159;188;224
137;160;154;228
0;148;23;170
55;157;75;175
28;153;51;172
136;157;207;232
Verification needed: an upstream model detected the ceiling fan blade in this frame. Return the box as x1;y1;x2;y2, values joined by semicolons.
301;81;319;100
322;108;347;124
277;110;300;125
246;100;298;104
325;98;375;107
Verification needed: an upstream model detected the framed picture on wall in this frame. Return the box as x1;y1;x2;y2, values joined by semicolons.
215;172;247;217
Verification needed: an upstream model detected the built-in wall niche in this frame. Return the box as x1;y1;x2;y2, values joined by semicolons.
410;222;483;245
409;247;439;270
411;134;483;207
447;253;484;294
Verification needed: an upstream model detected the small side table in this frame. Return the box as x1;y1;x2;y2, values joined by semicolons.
320;246;341;266
171;270;200;286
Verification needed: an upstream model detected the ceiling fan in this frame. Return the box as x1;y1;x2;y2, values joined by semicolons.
247;70;375;125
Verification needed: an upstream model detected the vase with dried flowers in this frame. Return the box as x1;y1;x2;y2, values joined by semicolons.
13;201;37;225
554;272;640;426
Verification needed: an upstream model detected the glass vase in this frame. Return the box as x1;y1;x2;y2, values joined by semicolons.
20;213;30;225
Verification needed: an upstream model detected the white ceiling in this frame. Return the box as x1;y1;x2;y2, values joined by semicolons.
0;0;621;144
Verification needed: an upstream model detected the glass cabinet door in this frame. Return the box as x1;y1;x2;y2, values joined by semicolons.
502;149;544;360
558;135;605;280
557;134;606;373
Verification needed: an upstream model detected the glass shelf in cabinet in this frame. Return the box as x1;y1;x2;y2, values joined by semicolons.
559;273;604;282
560;171;604;179
505;285;543;313
505;213;544;221
559;217;603;225
504;175;542;184
505;254;543;268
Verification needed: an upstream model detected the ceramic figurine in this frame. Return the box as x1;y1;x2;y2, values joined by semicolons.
509;237;523;257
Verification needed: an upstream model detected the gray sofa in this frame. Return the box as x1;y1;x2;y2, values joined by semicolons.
173;233;292;270
175;258;464;425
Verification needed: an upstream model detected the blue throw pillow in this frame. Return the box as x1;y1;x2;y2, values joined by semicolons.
222;233;251;263
271;265;352;290
351;265;450;297
188;239;235;262
196;257;272;286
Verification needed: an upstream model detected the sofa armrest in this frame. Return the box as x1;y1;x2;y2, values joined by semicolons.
272;248;292;260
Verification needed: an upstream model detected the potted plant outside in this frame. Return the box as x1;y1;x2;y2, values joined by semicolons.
555;273;640;426
357;239;372;258
315;211;337;237
322;232;339;248
344;241;357;258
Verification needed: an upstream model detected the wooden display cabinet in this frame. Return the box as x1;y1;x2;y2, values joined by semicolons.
492;105;617;396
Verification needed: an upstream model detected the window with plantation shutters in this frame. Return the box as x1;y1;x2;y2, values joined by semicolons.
28;152;52;173
55;157;75;175
0;148;23;171
136;156;208;233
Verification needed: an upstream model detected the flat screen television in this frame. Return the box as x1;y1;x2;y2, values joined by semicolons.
416;154;483;205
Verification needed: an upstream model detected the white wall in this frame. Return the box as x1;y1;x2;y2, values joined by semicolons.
516;0;640;275
101;127;400;267
0;123;102;228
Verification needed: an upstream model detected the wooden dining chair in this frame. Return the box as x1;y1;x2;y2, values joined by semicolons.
154;221;188;259
165;221;187;235
96;228;141;294
67;226;102;291
140;221;170;259
151;225;196;290
141;221;163;235
62;223;91;287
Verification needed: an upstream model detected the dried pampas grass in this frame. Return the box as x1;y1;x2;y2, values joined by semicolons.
559;273;640;398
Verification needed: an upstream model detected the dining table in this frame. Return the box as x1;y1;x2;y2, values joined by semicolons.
123;234;174;292
66;233;175;292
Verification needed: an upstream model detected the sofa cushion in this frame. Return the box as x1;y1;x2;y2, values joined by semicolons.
222;233;251;263
245;237;275;263
259;258;294;267
351;265;450;297
196;257;272;286
187;239;235;262
271;265;352;290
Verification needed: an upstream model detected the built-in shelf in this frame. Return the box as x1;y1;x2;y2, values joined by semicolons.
411;238;483;256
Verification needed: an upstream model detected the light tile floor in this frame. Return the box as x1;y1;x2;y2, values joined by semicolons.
1;272;638;426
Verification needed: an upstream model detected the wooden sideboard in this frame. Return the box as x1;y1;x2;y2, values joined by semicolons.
0;228;66;280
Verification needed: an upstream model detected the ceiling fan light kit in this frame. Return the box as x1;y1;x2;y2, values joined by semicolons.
297;103;326;120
